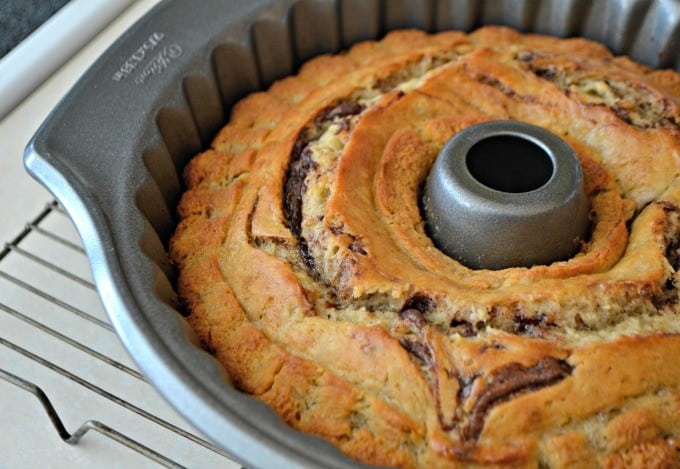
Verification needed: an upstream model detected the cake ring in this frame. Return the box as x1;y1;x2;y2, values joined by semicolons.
170;26;680;467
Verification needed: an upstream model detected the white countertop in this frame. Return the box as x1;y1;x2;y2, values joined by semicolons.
0;1;240;467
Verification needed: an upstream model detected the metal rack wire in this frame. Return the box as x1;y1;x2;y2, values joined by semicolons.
0;201;241;467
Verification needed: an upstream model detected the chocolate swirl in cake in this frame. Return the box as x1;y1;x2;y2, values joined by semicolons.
465;357;573;441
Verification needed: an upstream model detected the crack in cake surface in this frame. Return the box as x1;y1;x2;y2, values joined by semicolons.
525;61;680;130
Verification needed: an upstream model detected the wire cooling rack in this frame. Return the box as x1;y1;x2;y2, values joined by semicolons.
0;201;241;468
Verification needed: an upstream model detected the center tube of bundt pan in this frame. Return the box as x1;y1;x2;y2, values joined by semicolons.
422;120;590;270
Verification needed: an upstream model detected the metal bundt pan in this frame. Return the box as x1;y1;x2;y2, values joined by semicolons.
24;0;680;467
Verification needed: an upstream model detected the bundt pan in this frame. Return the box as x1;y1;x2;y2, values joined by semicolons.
24;0;680;467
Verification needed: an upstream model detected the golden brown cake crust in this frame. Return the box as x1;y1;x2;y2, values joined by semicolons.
170;26;680;467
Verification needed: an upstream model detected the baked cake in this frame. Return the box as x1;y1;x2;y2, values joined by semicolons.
169;26;680;467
